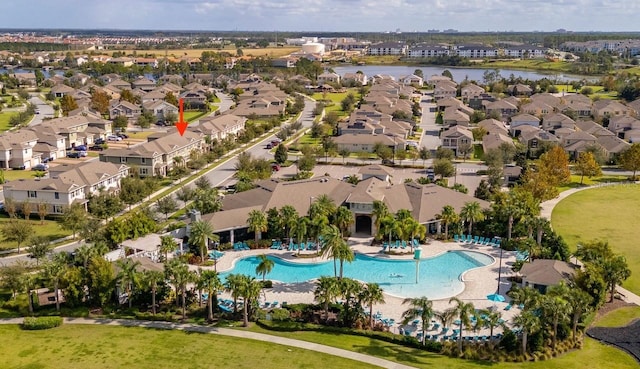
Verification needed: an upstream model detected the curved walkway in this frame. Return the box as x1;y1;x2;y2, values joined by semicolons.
540;183;640;306
0;317;415;369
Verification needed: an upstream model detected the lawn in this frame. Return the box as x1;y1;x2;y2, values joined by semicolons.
595;305;640;328
249;325;638;369
126;131;156;140
0;324;373;369
311;89;358;117
0;111;18;132
557;174;629;192
184;110;208;122
0;215;71;251
551;185;640;294
477;59;574;73
2;169;38;182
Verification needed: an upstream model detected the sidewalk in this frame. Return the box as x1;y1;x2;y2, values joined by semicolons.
0;317;415;369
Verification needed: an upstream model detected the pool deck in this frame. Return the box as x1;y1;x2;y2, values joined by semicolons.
205;237;520;337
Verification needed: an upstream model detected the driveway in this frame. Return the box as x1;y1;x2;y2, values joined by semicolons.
417;92;441;151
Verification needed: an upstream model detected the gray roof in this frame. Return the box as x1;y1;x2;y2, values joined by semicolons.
520;259;576;286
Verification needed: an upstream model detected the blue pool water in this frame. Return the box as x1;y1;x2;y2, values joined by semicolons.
220;251;493;300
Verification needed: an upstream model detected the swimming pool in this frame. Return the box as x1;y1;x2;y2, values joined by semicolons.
220;251;494;300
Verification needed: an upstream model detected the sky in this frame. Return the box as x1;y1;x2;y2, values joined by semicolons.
1;0;638;33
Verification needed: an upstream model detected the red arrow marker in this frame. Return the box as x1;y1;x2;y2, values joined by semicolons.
175;98;188;136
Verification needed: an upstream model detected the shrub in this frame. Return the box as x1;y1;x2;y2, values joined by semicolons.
166;221;186;232
261;280;273;289
22;316;63;330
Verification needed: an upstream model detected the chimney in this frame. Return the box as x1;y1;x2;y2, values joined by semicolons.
189;209;201;222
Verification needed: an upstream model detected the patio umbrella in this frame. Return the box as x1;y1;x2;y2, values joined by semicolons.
486;293;506;303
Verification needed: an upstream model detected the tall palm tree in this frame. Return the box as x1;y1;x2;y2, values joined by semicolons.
434;307;457;332
566;288;593;342
74;244;94;269
224;273;243;314
438;205;459;239
292;216;310;255
403;217;425;252
334;206;354;237
532;217;548;246
314;276;340;322
116;258;141;308
480;309;503;349
513;310;541;355
460;201;485;236
44;253;67;312
449;297;475;351
279;205;298;240
508;286;541;311
21;271;36;315
372;200;390;234
142;270;164;315
337;277;363;327
395;209;413;222
247;210;268;243
238;275;262;327
335;242;354;279
189;220;218;262
312;194;336;219
166;260;194;320
378;215;400;244
401;296;434;344
199;269;223;322
545;283;571;349
255;255;275;282
360;283;385;329
321;225;345;278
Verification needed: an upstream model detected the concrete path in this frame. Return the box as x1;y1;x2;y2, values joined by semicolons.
0;317;415;369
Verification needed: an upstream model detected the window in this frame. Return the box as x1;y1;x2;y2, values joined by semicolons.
120;157;127;163
54;192;59;199
139;168;148;176
141;158;146;164
28;191;37;198
52;205;63;214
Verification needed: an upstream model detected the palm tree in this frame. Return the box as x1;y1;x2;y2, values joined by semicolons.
337;278;363;327
159;235;178;262
508;286;541;311
513;310;541;355
199;269;223;321
545;283;571;349
599;255;631;302
21;271;36;315
247;210;268;243
314;276;340;322
279;205;298;240
402;217;425;252
312;194;336;219
334;206;354;237
372;200;389;234
335;242;354;279
291;216;309;255
189;220;218;262
532;217;548;246
449;297;475;351
255;254;275;282
44;253;67;312
321;225;345;278
566;288;593;342
481;309;503;349
460;201;485;236
142;270;164;315
74;244;94;269
438;205;459;240
434;307;457;332
360;283;385;329
224;274;244;314
116;258;141;308
166;260;194;320
173;156;184;168
401;296;434;344
238;275;262;327
378;215;400;244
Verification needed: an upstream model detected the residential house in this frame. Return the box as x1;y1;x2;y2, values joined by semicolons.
503;45;547;59
563;131;598;159
541;113;576;132
109;100;142;120
477;119;509;135
530;93;561;109
433;81;457;100
367;42;407;56
50;161;130;195
12;73;37;86
427;75;452;85
440;126;473;156
443;108;471;127
180;90;207;108
519;127;559;152
460;84;485;102
317;72;341;84
232;97;286;118
30;131;66;161
484;100;518;119
191;114;247;140
507;83;533;96
483;132;514;153
3;179;87;215
333;133;405;154
272;57;298;68
593;100;630;119
408;45;450;58
131;77;157;92
342;72;368;86
99;131;203;177
596;135;631;161
521;101;553;117
399;74;424;86
141;90;167;105
454;44;499;58
503;165;523;187
142;100;178;121
0;130;40;169
607;115;640;139
51;84;75;98
510;113;540;135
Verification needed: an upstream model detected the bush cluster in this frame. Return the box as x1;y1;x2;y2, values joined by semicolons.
21;316;63;330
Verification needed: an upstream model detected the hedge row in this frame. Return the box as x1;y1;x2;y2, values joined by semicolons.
22;316;63;330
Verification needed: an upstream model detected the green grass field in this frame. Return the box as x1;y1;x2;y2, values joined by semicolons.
558;174;629;192
595;305;640;328
311;90;358;117
2;169;38;182
0;215;71;251
0;324;374;369
0;111;18;132
249;325;638;369
478;59;573;73
551;185;640;293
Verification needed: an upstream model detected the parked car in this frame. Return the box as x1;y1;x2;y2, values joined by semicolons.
107;135;122;141
156;120;166;126
42;157;52;163
67;151;81;158
426;168;435;181
32;163;49;171
266;143;273;149
74;145;87;151
89;145;105;151
35;109;40;114
117;133;129;139
271;163;281;172
95;138;105;144
79;151;88;157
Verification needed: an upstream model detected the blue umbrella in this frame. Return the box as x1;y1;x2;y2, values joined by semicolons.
486;293;506;303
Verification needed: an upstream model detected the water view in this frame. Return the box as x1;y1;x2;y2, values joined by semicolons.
220;250;494;300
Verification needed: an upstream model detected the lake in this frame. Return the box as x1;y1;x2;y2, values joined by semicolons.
332;65;593;83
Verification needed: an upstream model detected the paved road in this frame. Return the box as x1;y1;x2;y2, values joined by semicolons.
417;92;440;151
28;94;54;125
0;317;415;369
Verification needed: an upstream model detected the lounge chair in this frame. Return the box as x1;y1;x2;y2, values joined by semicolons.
263;302;271;308
478;237;485;244
454;235;459;242
271;301;279;308
413;239;419;246
504;304;512;311
473;236;480;244
466;235;473;243
432;323;440;330
401;240;407;249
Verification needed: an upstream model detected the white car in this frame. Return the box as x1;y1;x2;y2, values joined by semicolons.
107;135;122;141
